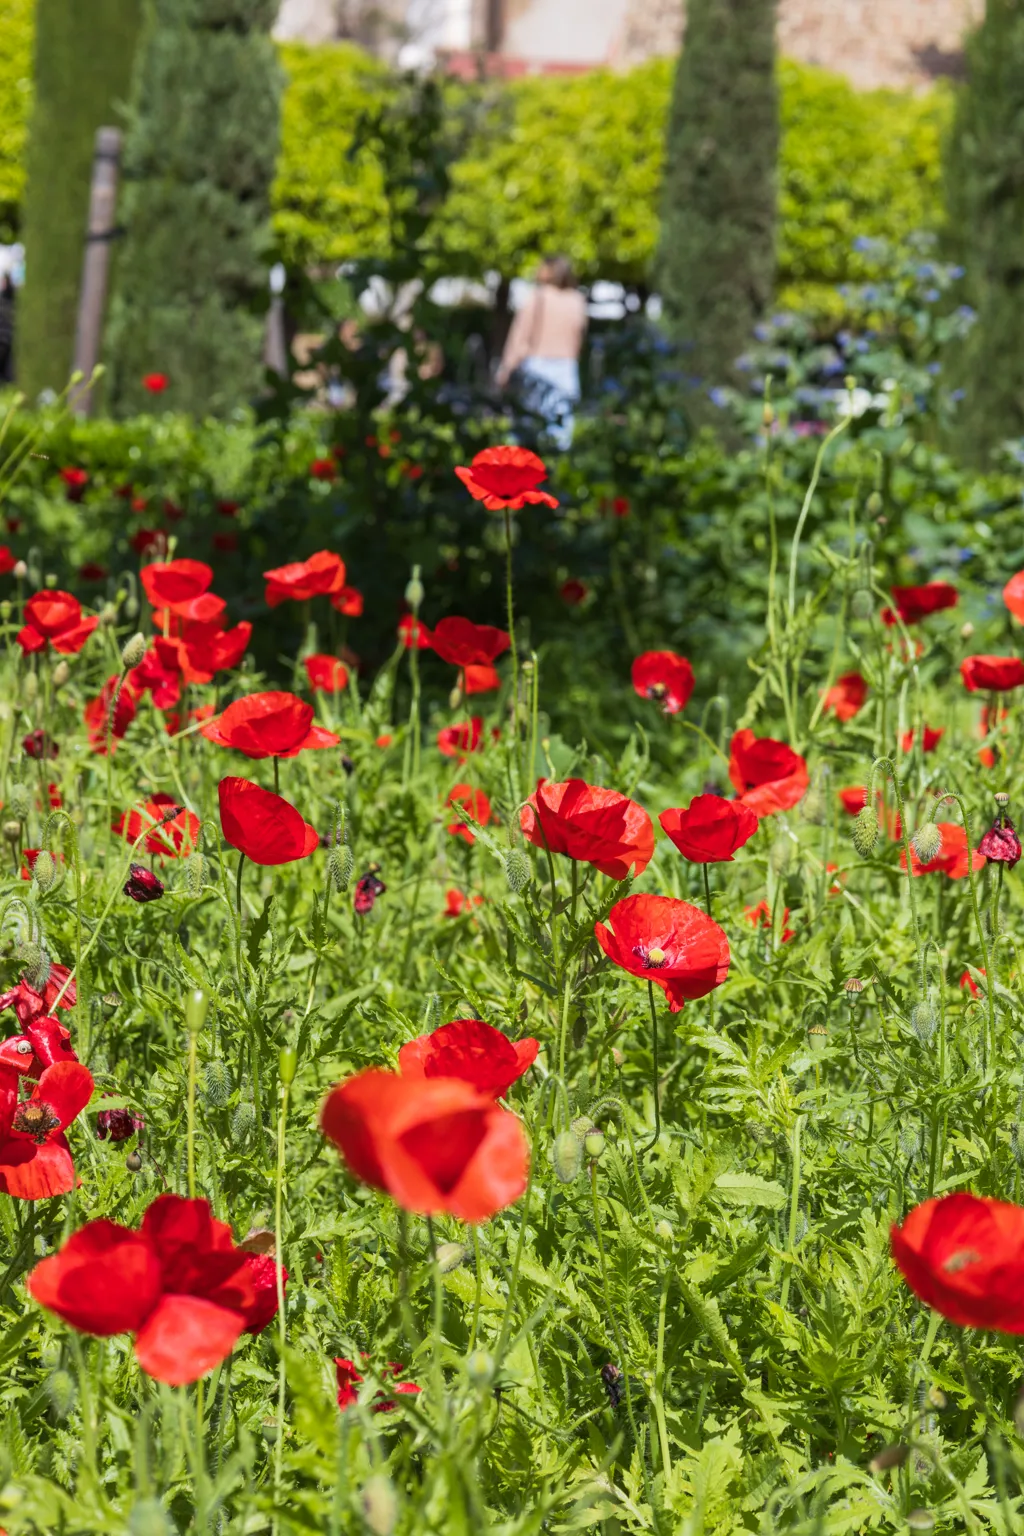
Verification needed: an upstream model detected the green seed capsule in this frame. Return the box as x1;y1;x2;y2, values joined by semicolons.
231;1099;256;1142
504;848;531;892
203;1060;232;1107
45;1368;76;1419
852;804;879;857
552;1130;584;1184
584;1131;606;1161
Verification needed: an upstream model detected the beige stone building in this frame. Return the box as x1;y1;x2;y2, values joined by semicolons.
275;0;984;89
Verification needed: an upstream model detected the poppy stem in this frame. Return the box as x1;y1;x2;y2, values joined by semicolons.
426;1214;445;1409
187;1025;197;1199
469;1225;482;1352
588;1163;651;1506
496;1150;535;1362
273;757;280;796
702;864;713;919
235;850;246;923
643;979;661;1154
503;506;520;770
780;1113;803;1311
273;1064;291;1518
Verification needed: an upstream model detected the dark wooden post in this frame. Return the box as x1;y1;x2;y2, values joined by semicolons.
72;126;122;416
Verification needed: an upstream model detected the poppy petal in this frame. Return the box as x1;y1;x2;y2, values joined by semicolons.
134;1293;246;1384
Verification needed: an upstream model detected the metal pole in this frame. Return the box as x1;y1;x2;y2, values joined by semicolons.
72;126;122;416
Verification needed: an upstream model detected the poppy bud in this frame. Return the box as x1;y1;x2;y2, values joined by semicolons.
1;819;20;846
865;491;882;517
128;1498;174;1536
852;804;879;857
404;567;425;610
32;849;57;893
9;783;30;822
231;1099;256;1141
124;595;139;620
52;660;70;687
22;671;38;704
120;632;147;670
584;1130;606;1161
361;1474;398;1536
279;1045;298;1086
906;1513;935;1533
868;1443;908;1474
655;1219;673;1242
329;844;354;892
504;848;531;892
800;779;827;825
850;589;874;621
187;852;205;896
434;1241;466;1273
17;941;43;979
769;835;793;876
99;602;117;627
13;560;26;580
465;1348;495;1388
448;685;462;710
44;572;57;588
572;1013;588;1047
960;621;974;640
203;1059;232;1107
45;1367;76;1420
552;1130;584;1184
185;988;209;1036
898;1123;920;1161
910;1001;936;1045
807;1022;828;1053
911;822;942;865
124;864;164;903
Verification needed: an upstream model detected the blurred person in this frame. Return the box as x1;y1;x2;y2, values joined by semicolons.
0;275;15;384
497;256;587;451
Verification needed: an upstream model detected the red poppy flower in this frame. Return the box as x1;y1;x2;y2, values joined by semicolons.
23;729;58;761
659;795;758;863
443;888;484;917
84;674;141;754
238;1250;287;1336
124;864;164;903
728;730;809;818
455;445;558;511
399;1019;539;1099
163;500;186;522
446;784;492;844
310;458;336;481
744;900;795;943
463;664;499;695
78;562;107;582
438;717;486;760
96;1097;144;1144
140;558;214;615
978;810;1022;867
27;1193;272;1384
0;965;76;1029
560;579;588;607
354;867;386;913
165;621;252;685
335;1357;420;1413
901;822;985;880
891;1193;1024;1333
960;968;985;999
218;777;319;867
961;655;1024;693
375;734;392;749
612;496;630;518
305;654;349;693
129;645;182;710
131;497;149;515
143;373;169;394
321;1070;529;1223
0;1016;75;1081
113;795;199;857
631;651;695;715
264;551;345;608
594;894;730;1012
59;468;88;502
212;533;238;554
331;585;363;617
521;779;655;880
395;616;429;652
431;617;510;668
202;692;339;760
130;528;166;557
821;671;868;723
0;547;14;576
882;583;958;626
17;591;98;655
901;725;944;754
0;1059;94;1199
217;500;241;518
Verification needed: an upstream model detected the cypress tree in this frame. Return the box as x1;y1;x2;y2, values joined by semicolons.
18;0;141;401
105;0;282;417
945;0;1024;463
656;0;779;400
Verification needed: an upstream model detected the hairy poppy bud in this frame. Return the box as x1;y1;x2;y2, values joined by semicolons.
571;1116;596;1140
850;588;874;621
124;595;139;620
911;822;942;865
852;804;879;857
9;783;30;822
128;1499;174;1536
361;1474;398;1536
17;941;43;978
186;852;205;896
465;1348;495;1388
124;864;164;903
329;844;354;892
655;1219;673;1242
801;779;827;825
51;660;70;687
45;1368;76;1420
504;848;531;892
31;849;57;893
120;632;147;670
910;1001;936;1045
231;1099;256;1142
865;491;882;517
960;621;974;640
203;1059;232;1107
434;1242;466;1273
552;1130;584;1184
2;819;20;846
906;1512;935;1533
898;1123;920;1161
1011;1121;1024;1169
22;671;37;704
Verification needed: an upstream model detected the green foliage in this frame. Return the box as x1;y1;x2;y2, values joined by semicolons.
18;0;141;401
104;0;283;417
945;0;1024;464
0;0;33;243
656;0;779;392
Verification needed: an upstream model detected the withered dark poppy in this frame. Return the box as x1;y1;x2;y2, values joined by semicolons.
354;865;386;914
123;864;165;903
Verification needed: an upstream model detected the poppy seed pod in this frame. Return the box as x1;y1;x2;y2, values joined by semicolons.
552;1130;584;1184
911;822;943;865
51;660;70;687
120;632;147;671
32;849;57;893
504;848;531;892
203;1059;232;1108
404;567;424;610
852;804;879;857
807;1022;828;1053
45;1367;76;1420
584;1130;606;1161
2;819;20;845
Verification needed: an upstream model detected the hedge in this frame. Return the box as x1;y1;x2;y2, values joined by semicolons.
0;0;33;243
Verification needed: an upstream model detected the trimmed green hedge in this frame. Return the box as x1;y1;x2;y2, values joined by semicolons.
0;0;33;243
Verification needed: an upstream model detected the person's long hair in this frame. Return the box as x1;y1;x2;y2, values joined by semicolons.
540;255;576;290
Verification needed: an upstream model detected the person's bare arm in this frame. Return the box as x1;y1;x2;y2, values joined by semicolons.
496;295;535;386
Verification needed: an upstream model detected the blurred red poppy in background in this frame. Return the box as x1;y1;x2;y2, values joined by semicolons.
631;651;695;715
399;1019;539;1098
331;586;364;617
821;671;867;722
901;725;944;754
521;779;654;880
165;621;252;685
431;616;510;668
140;559;217;619
744;900;795;943
455;445;558;511
218;778;319;866
113;794;199;857
961;655;1024;692
728;730;809;817
264;551;345;608
23;729;58;761
437;717;486;760
334;1357;420;1413
28;1193;276;1383
59;468;88;502
321;1069;529;1222
660;795;758;863
0;548;14;576
443;888;484;917
305;655;349;693
595;894;730;1012
84;674;141;754
901;822;985;879
18;592;98;655
0;1059;94;1199
129;529;166;557
891;1193;1024;1332
142;373;169;393
560;579;588;607
398;615;432;649
446;784;491;843
463;664;500;695
202;692;339;759
882;582;958;626
310;458;336;481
